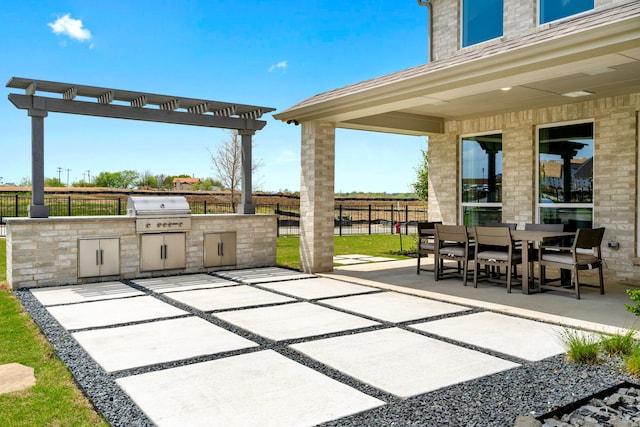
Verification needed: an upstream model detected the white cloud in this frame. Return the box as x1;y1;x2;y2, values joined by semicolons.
268;60;288;72
276;149;297;164
48;14;92;42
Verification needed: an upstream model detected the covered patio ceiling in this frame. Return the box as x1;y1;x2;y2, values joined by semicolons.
274;4;640;136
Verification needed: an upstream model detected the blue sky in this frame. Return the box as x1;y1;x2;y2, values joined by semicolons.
0;1;429;193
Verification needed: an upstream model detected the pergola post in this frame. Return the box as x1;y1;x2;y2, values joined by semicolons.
238;129;255;214
28;108;49;218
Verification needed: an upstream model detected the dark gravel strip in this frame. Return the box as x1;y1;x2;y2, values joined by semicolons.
13;289;154;427
14;278;637;427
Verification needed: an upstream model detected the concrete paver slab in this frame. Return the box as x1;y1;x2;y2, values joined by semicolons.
292;328;520;398
215;302;379;341
333;258;368;265
258;277;376;299
30;281;143;306
215;267;315;284
363;256;396;262
116;350;384;427
411;311;568;361
132;274;236;293
72;317;258;372
164;285;295;311
46;296;187;330
321;291;469;323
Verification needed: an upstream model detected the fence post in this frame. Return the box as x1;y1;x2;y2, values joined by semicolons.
15;194;19;217
276;203;280;237
338;205;343;236
368;205;372;235
405;205;409;235
118;198;122;215
204;200;207;214
390;204;394;234
67;196;71;216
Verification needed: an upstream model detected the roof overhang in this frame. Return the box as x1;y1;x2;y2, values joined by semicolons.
274;6;640;136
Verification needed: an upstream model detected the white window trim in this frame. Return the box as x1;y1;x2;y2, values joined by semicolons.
459;130;503;224
460;0;504;49
535;119;595;224
537;0;594;26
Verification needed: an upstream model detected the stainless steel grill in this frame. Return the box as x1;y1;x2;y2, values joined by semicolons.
127;196;191;233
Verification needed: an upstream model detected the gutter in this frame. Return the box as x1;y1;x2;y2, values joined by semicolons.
417;0;433;63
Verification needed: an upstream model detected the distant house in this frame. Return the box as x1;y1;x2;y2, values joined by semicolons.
173;177;200;190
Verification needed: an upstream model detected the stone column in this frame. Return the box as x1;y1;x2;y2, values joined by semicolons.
300;121;335;273
29;109;49;218
238;129;255;214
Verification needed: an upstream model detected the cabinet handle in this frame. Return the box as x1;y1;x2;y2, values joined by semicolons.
96;249;100;266
99;249;104;265
220;242;224;257
163;244;168;260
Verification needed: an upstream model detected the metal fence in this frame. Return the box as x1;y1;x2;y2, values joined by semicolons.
0;195;427;237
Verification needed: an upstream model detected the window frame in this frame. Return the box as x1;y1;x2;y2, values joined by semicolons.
535;119;595;228
459;130;503;226
460;0;504;48
538;0;594;25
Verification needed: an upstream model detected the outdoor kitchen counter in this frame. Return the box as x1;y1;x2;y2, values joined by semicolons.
5;214;277;290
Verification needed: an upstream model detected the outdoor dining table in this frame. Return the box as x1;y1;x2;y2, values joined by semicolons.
427;227;575;294
511;230;576;294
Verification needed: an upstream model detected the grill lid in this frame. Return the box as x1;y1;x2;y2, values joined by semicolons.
127;196;191;216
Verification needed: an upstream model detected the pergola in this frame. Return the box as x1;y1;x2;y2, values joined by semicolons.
6;77;275;217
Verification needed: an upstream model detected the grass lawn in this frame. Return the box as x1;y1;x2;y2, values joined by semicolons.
0;233;414;424
277;233;416;270
0;238;108;426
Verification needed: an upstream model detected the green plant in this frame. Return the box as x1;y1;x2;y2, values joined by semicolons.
600;330;637;357
626;347;640;376
558;328;601;364
625;289;640;316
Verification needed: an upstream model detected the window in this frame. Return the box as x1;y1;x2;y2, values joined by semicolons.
462;0;503;47
461;133;503;226
539;0;593;24
538;122;594;231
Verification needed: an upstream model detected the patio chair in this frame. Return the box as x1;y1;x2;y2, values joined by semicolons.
523;223;566;286
416;221;442;274
473;226;522;293
538;227;605;299
434;224;475;286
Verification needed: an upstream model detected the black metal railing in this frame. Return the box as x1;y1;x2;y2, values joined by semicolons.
0;195;426;237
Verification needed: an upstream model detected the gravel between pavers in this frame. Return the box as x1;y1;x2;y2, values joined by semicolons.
14;285;636;427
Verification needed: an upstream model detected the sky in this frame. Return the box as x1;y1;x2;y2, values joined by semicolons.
0;1;430;193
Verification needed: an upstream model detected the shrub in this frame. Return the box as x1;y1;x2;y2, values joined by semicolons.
558;328;601;364
600;330;637;357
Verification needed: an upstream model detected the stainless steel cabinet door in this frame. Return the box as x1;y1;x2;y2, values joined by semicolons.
204;232;236;267
78;238;120;278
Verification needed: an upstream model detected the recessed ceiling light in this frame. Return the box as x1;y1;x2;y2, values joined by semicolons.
583;67;615;76
500;87;512;91
561;90;594;98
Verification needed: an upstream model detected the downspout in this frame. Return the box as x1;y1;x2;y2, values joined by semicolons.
417;0;433;62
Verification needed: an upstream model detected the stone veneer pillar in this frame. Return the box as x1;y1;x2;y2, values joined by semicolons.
300;121;335;273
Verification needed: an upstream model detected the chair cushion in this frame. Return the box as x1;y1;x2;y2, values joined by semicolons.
420;242;435;251
441;245;473;258
542;252;599;266
477;250;521;262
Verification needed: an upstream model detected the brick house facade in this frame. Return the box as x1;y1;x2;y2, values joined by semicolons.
274;1;640;284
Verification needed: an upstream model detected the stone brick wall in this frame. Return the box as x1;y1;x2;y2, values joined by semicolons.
300;121;336;273
428;93;640;282
6;214;277;289
429;0;633;60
